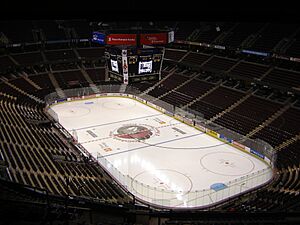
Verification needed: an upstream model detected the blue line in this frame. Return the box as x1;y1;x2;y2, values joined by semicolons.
74;113;162;131
95;132;203;158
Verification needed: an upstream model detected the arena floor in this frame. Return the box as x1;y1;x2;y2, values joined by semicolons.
50;96;273;208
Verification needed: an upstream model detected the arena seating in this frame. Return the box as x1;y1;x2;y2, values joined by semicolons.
285;32;300;58
44;49;77;62
0;96;132;205
1;21;300;224
174;22;197;40
148;73;188;98
250;23;298;52
77;47;105;59
67;20;92;39
53;70;89;89
0;20;34;43
194;22;235;44
222;22;264;48
0;55;16;71
164;49;188;62
229;61;270;79
189;86;246;119
11;52;44;66
84;68;106;84
181;52;211;65
261;68;300;88
202;56;238;72
35;20;67;41
214;96;283;135
252;107;300;148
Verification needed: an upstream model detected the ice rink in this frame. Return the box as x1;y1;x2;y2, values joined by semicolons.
50;96;273;208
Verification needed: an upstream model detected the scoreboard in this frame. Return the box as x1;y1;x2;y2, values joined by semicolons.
92;29;174;84
105;46;164;84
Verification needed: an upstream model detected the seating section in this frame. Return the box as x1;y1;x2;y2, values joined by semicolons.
177;78;215;98
233;188;300;212
77;47;105;59
252;107;300;148
0;20;34;43
195;22;235;44
181;52;211;65
0;82;39;105
35;20;66;41
164;49;187;62
1;20;300;214
202;56;237;72
11;52;44;66
174;22;197;40
222;22;264;48
215;96;283;135
0;96;132;205
285;32;300;58
67;20;92;39
230;61;270;79
130;81;156;92
148;73;188;98
44;49;77;62
53;70;89;88
251;23;298;52
50;62;79;71
160;91;193;107
85;68;106;84
190;86;245;119
262;68;300;88
0;56;16;71
28;73;54;90
277;140;300;169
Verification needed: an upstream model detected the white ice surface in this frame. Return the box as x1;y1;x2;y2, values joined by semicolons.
51;97;272;208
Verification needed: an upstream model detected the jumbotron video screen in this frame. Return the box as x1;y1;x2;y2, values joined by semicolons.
105;46;164;83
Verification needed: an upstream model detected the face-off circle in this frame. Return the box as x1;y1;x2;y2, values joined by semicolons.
131;169;193;201
200;152;255;176
111;124;159;142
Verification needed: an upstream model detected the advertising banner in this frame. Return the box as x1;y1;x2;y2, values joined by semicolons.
57;98;67;103
122;49;129;84
244;146;251;153
250;149;265;159
241;49;270;57
106;34;137;45
233;141;245;149
92;32;106;44
183;117;193;125
207;129;219;138
265;157;271;165
175;114;184;122
195;123;206;132
140;33;167;45
165;111;174;117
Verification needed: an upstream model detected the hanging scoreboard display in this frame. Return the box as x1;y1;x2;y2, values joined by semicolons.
97;29;174;84
105;46;164;84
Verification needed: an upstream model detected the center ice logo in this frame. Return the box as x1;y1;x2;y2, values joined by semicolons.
112;124;159;142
